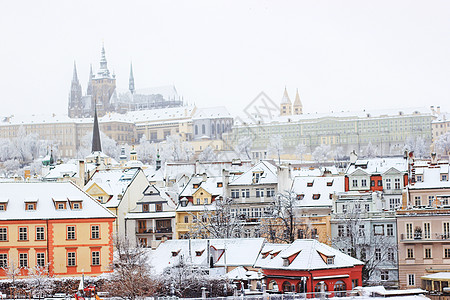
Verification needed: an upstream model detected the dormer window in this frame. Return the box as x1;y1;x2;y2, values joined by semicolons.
441;174;448;181
195;249;205;256
327;257;334;264
143;204;149;212
252;172;263;183
70;201;82;210
193;184;199;189
416;175;423;182
283;258;290;267
297;194;304;200
327;181;333;186
25;203;36;211
307;181;314;187
172;250;181;257
0;204;6;211
217;182;223;187
313;194;321;200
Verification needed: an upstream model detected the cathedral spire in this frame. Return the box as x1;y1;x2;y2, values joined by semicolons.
92;103;102;153
129;62;135;94
97;43;110;78
72;61;79;83
87;64;93;95
293;88;303;115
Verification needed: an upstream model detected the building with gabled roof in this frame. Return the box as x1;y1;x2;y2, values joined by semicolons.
83;167;149;238
0;181;116;278
258;239;363;296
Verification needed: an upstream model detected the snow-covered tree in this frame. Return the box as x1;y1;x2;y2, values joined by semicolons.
27;265;53;299
333;146;345;160
435;132;450;156
157;258;231;298
332;210;397;285
268;134;284;164
77;131;120;159
4;260;20;298
106;237;155;300
312;144;331;163
137;136;157;164
364;142;377;158
198;146;217;162
235;136;253;160
188;197;244;239
295;143;307;162
403;136;429;158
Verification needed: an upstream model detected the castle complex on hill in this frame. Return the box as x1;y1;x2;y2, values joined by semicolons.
68;45;183;118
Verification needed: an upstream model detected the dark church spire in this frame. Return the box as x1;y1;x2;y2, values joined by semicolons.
72;61;79;83
97;43;110;78
129;62;135;94
92;103;102;153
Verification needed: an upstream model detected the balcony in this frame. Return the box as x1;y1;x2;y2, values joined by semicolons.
136;228;153;234
136;227;172;234
155;227;172;233
400;233;450;242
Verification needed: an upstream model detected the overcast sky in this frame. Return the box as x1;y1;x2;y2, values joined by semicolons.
0;1;449;118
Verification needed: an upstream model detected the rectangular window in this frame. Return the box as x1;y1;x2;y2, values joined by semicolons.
406;223;413;239
0;228;7;241
428;196;435;207
425;248;432;259
342;204;347;213
67;252;76;266
374;224;384;236
36;227;45;240
36;253;45;267
19;253;28;268
414;196;421;206
92;251;100;266
407;248;414;259
385;179;391;190
91;225;100;239
388;248;395;261
375;248;381;260
155;203;162;212
266;188;275;197
394;178;401;189
424;223;431;239
142;204;149;212
231;189;239;199
361;179;367;187
444;222;450;239
0;253;7;268
184;216;189;223
338;225;345;237
352;179;358;187
241;189;250;198
381;270;389;281
445;248;450;258
378;180;382;186
67;226;76;240
19;227;28;241
365;204;370;212
408;274;415;286
387;224;394;236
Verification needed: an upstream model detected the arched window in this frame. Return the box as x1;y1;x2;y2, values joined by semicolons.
202;124;205;135
334;280;346;297
195;125;198;135
315;282;328;298
282;281;293;293
222;123;225;132
211;124;215;134
268;280;278;291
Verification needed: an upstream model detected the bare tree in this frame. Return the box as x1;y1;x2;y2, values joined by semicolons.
235;136;253;160
105;237;155;300
27;265;53;300
188;197;244;239
260;192;316;244
3;260;20;299
332;210;397;285
198;146;217;162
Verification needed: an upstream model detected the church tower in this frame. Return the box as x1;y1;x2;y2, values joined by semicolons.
293;89;303;115
68;61;83;118
87;64;93;96
90;45;116;117
129;62;135;94
280;87;292;116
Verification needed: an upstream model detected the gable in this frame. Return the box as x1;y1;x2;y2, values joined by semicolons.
86;183;109;197
193;187;212;198
350;169;369;177
382;167;402;176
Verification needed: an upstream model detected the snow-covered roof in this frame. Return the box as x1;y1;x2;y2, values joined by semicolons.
192;107;232;120
258;239;363;271
42;162;97;181
134;85;179;99
226;266;263;280
236;106;433;126
0;182;115;220
421;272;450;280
229;161;277;186
179;175;224;198
291;176;344;207
83;168;141;208
431;113;450;123
147;238;265;275
346;157;408;175
410;165;450;189
290;166;340;177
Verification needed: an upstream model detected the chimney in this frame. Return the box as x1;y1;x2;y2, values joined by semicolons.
78;160;86;187
222;169;230;187
350;150;358;164
431;152;437;165
202;173;207;182
437;106;441;115
430;106;435;115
